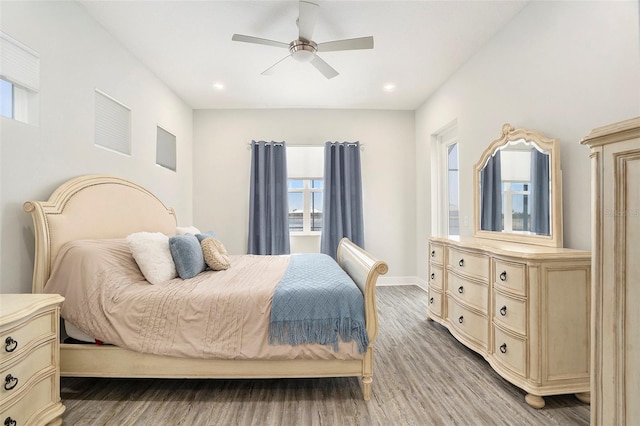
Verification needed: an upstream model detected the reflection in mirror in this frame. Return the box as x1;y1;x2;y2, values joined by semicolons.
474;124;562;248
480;139;550;236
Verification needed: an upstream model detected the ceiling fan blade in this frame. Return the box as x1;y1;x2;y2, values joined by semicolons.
261;55;292;76
310;55;338;79
232;34;289;49
317;36;374;52
297;1;319;42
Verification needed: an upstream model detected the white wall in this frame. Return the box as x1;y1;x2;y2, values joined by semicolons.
416;0;640;281
193;109;416;282
0;1;193;293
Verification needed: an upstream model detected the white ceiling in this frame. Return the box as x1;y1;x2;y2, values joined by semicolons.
79;0;529;110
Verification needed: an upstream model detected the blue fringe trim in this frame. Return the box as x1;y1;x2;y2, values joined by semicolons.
269;317;369;354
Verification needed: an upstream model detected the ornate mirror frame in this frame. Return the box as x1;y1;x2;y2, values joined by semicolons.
473;124;563;248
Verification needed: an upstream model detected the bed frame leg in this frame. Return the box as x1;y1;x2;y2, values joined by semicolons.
361;346;374;400
362;375;372;400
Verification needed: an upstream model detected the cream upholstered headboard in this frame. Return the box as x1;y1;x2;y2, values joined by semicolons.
24;175;177;294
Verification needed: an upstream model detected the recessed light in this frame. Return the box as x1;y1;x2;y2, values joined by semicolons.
212;82;225;90
383;83;396;92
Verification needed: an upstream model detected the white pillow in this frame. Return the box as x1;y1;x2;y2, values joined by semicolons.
126;232;177;284
176;225;201;235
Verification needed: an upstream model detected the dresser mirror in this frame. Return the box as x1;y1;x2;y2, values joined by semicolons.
473;124;563;247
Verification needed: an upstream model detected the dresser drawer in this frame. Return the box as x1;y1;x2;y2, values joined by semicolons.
447;297;488;348
428;264;444;290
1;311;56;362
0;371;57;425
1;340;54;399
494;259;526;295
447;272;488;314
493;325;527;377
428;243;444;266
427;288;444;319
447;248;489;280
494;291;527;335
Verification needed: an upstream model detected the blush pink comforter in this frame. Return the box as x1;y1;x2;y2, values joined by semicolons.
44;239;362;360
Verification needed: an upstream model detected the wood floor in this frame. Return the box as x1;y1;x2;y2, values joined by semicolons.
60;285;589;425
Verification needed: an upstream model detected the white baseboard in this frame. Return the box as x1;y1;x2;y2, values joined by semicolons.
377;276;427;290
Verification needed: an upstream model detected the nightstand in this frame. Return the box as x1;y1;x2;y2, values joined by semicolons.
1;294;65;426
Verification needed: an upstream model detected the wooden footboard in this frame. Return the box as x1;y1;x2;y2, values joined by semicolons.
24;175;388;400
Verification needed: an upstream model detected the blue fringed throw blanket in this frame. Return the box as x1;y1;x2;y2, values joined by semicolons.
269;253;369;353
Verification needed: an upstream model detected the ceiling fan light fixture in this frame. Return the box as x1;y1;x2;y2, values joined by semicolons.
289;39;317;63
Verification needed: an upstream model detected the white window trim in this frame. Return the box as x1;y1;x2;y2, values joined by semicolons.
431;120;459;236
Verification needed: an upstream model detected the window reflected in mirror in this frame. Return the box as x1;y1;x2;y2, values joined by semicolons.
480;139;550;236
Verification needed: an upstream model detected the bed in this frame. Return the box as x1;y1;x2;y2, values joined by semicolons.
23;174;388;400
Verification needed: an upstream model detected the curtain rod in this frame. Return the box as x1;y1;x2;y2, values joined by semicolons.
246;142;365;150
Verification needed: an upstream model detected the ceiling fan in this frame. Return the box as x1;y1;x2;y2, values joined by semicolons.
231;1;374;79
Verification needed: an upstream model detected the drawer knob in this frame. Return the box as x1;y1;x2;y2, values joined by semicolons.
500;343;507;354
431;250;436;258
4;337;17;353
458;259;464;267
458;315;464;324
430;273;435;280
4;417;17;426
500;271;507;281
458;286;464;294
500;305;507;316
4;374;18;391
429;297;434;304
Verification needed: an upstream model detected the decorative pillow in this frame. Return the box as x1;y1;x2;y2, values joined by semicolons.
176;225;201;235
201;237;231;271
126;232;177;284
169;234;206;279
195;231;217;242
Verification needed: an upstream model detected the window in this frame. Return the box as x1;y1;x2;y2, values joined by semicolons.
287;146;324;234
95;89;131;155
502;182;530;232
447;143;460;235
500;147;533;233
156;126;176;171
0;78;12;118
432;121;460;236
288;179;323;232
0;32;39;125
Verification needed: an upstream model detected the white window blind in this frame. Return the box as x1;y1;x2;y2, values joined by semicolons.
0;31;39;91
287;146;324;178
156;126;176;171
95;89;131;155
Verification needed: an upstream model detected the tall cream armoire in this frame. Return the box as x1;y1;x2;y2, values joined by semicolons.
581;117;640;426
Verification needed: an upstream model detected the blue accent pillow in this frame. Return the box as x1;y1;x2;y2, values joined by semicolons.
195;231;216;243
168;234;206;279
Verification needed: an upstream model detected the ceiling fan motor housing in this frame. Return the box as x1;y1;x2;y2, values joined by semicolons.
289;39;317;62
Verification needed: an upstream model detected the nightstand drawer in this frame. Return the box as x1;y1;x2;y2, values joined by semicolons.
494;291;527;335
494;259;526;295
428;264;444;290
493;325;527;377
447;248;489;280
428;243;444;266
0;294;64;426
1;340;54;398
447;272;488;314
1;311;56;361
0;371;57;425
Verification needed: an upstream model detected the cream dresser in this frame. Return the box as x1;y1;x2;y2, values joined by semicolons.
428;236;591;408
581;116;640;426
427;124;592;408
0;294;65;426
